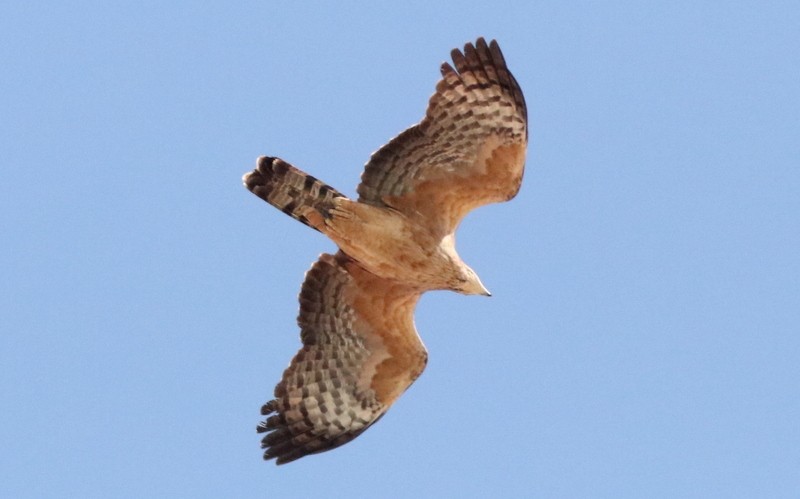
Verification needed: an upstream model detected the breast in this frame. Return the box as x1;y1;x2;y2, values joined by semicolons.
324;201;449;290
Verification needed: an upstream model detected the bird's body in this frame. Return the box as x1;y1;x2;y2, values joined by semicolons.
324;198;472;292
248;156;490;294
244;38;527;464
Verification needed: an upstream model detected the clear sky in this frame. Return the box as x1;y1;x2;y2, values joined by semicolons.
2;2;798;498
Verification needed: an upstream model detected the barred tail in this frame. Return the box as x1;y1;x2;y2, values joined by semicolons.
243;156;346;231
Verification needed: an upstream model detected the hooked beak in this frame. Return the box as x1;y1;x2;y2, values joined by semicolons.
473;277;492;297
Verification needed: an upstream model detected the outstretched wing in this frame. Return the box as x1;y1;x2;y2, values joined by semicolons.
357;38;527;238
258;252;426;465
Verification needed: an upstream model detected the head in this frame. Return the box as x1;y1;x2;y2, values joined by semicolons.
454;265;491;296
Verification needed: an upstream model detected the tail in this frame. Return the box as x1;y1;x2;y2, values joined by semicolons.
243;157;346;232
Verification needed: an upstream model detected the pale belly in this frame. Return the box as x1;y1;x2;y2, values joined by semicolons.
321;199;455;290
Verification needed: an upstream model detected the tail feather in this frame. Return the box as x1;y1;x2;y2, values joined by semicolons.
243;157;346;231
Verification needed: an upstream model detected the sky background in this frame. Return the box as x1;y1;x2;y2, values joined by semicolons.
2;1;799;498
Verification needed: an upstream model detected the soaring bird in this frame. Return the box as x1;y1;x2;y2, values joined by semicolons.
243;38;527;464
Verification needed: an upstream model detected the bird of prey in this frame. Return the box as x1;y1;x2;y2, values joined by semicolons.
243;37;527;465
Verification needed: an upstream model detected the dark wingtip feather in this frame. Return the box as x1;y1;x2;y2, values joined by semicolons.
261;399;278;415
450;47;467;73
488;39;507;67
440;61;456;77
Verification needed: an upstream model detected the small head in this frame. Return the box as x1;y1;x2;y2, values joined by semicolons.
454;265;491;297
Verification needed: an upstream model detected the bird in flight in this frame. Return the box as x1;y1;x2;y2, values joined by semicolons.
243;37;527;465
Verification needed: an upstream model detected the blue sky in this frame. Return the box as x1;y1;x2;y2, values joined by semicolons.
2;1;798;497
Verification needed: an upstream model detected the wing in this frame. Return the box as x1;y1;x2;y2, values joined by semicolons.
257;252;426;465
357;38;527;238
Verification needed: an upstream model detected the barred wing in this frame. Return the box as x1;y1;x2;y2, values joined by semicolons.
357;38;527;238
257;252;426;464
